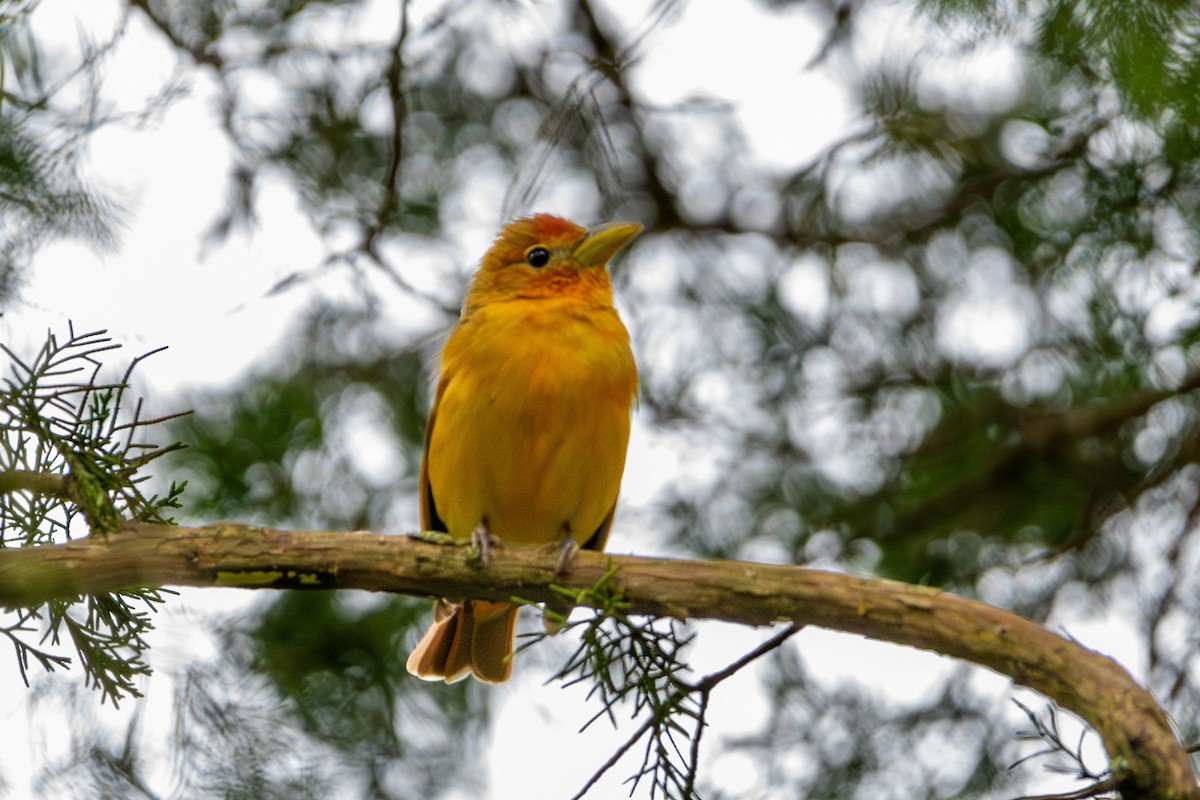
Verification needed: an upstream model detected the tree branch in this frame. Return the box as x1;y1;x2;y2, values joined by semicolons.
0;470;68;498
126;0;225;70
0;522;1193;798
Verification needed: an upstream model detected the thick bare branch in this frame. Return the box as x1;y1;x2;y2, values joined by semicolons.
0;522;1193;799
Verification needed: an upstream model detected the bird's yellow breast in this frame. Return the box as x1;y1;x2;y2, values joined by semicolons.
424;296;637;546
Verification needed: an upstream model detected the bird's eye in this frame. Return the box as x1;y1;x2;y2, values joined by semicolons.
526;247;551;268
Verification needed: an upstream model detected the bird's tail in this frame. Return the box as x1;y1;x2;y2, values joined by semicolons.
406;598;518;684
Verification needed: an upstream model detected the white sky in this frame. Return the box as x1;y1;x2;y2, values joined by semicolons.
0;0;1146;797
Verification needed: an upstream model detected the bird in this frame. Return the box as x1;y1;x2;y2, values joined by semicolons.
406;213;641;684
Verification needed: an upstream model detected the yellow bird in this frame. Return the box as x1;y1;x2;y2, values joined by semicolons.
406;214;641;683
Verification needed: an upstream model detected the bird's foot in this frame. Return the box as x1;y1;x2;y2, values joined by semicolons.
540;537;580;635
553;537;579;578
469;521;499;567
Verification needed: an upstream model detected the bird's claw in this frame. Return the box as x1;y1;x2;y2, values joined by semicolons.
540;537;580;634
553;537;578;578
470;522;499;566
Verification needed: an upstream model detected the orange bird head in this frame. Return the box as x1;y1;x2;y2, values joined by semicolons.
462;214;643;313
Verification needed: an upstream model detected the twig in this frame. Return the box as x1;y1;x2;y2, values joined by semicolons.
683;623;804;794
0;470;67;498
1011;776;1120;800
692;622;804;693
126;0;225;69
570;713;658;800
575;622;804;799
361;0;410;261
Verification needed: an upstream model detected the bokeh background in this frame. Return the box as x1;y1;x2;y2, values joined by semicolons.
3;0;1200;797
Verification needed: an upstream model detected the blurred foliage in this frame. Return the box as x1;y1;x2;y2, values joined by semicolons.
33;596;491;799
242;592;490;798
0;3;121;305
736;648;1021;800
7;0;1200;796
171;301;428;529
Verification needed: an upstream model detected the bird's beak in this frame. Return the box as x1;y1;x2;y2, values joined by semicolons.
572;221;643;268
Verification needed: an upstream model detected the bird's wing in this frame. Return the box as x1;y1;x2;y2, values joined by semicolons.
581;501;618;552
418;372;450;533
